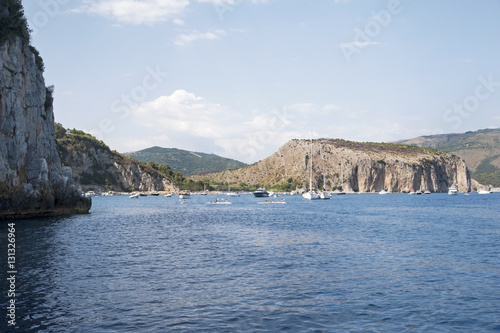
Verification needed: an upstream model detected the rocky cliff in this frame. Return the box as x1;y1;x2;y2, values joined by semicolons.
56;126;178;193
192;139;471;193
396;128;500;188
0;37;91;219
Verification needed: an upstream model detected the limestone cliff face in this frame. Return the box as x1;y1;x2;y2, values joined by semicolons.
194;139;471;193
56;134;178;193
0;37;91;219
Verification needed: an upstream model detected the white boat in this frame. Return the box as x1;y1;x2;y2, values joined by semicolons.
303;138;320;200
303;191;319;200
179;192;191;199
129;192;139;199
448;185;458;195
478;190;491;194
424;190;431;194
319;191;331;199
379;190;388;195
253;188;269;197
165;193;172;197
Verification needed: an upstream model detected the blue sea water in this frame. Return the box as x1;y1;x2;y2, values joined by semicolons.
1;193;500;332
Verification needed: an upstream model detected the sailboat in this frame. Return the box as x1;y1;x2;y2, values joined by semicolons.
303;138;320;200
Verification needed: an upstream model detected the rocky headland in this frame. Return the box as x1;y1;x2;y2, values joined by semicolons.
192;139;471;193
55;125;178;194
1;17;91;219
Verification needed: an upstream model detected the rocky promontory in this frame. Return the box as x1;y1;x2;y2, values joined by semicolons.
55;125;178;193
192;139;471;193
0;31;91;219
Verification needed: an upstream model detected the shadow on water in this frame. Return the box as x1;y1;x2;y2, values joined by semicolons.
1;216;73;332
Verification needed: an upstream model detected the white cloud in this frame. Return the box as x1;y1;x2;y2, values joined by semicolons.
126;93;422;163
79;0;190;25
77;0;270;25
173;29;227;46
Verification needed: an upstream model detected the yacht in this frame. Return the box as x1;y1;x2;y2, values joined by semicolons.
253;188;269;197
448;185;458;195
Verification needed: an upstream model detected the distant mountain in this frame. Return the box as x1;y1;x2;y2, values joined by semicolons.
124;146;247;176
395;128;500;187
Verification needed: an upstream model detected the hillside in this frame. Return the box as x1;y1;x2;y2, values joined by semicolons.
190;139;471;193
55;124;179;193
396;128;500;187
125;146;247;176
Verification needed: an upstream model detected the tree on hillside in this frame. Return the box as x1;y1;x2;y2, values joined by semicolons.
0;0;30;44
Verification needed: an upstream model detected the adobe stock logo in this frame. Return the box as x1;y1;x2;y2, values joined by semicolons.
443;75;499;129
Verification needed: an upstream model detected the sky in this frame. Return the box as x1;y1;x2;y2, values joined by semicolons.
23;0;500;164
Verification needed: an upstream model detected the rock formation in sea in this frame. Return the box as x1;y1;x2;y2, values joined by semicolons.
192;139;471;193
0;31;91;218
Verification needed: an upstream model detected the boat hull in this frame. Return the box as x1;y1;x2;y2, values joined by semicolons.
253;189;269;197
303;192;320;200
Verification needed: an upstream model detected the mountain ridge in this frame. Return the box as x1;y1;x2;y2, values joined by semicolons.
124;146;247;176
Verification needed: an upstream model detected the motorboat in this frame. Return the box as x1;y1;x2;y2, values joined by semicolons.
129;192;140;199
179;192;191;199
478;190;491;194
253;188;269;197
379;190;388;195
448;185;458;195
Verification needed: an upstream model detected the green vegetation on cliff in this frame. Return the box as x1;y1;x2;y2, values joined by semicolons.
55;124;211;191
0;0;30;44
